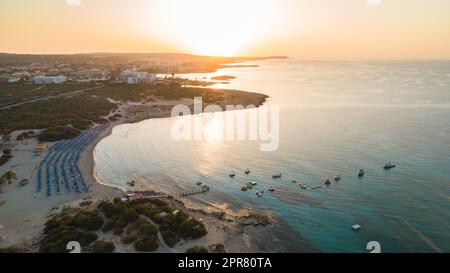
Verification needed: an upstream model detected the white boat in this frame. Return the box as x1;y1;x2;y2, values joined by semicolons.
229;171;236;178
249;181;258;186
334;175;342;181
272;173;282;178
245;168;251;175
352;224;362;231
383;162;396;169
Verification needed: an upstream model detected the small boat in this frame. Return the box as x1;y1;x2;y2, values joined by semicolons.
352;224;362;231
334;175;342;181
196;182;202;186
299;182;307;189
383;162;396;169
358;169;365;177
246;184;253;190
311;185;322;190
229;171;236;178
272;172;282;179
292;179;298;183
268;187;275;192
245;168;251;175
256;191;262;197
249;181;258;186
18;179;29;187
241;186;248;191
324;179;331;186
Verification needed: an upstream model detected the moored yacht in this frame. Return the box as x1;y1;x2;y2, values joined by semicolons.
383;162;396;169
272;172;282;179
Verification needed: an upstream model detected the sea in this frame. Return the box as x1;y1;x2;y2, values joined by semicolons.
93;59;450;253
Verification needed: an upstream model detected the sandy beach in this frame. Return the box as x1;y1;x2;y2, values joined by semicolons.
0;91;270;252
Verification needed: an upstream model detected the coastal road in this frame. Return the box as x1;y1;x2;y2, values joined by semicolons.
0;85;104;110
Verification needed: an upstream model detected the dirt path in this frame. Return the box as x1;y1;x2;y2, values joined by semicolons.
1;85;104;110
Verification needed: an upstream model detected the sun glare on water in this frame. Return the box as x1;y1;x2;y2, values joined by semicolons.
167;0;275;56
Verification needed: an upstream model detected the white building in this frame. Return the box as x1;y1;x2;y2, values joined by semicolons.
7;78;21;83
33;76;67;84
119;69;155;84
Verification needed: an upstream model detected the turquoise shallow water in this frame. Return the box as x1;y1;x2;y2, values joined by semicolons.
94;60;450;253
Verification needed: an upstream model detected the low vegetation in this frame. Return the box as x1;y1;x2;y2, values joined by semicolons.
0;95;115;141
186;246;209;253
39;208;104;252
38;198;208;253
0;150;12;167
38;125;81;142
0;83;94;108
0;81;263;142
0;171;17;185
91;240;115;253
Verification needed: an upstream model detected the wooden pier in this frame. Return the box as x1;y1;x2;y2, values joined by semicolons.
171;185;210;198
133;185;210;200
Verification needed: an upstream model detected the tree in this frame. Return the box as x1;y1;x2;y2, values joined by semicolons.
1;171;18;185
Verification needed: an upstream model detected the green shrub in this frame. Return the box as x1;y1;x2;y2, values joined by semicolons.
134;236;159;252
97;200;139;224
38;125;81;142
78;232;98;246
70;210;104;231
179;219;207;239
137;222;158;236
121;234;137;245
186;246;209;253
0;154;12;167
161;230;180;247
113;227;124;236
127;218;158;237
92;240;115;253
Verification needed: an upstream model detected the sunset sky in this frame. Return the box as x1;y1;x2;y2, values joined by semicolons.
1;0;449;59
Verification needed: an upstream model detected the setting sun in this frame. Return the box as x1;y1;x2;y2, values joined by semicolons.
165;0;276;56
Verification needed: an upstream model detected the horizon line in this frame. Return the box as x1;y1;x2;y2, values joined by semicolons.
1;51;450;62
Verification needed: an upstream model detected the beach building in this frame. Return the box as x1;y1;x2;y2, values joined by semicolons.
33;75;67;84
119;69;155;84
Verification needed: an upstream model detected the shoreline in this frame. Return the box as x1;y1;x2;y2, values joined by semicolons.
0;89;271;252
81;94;272;253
